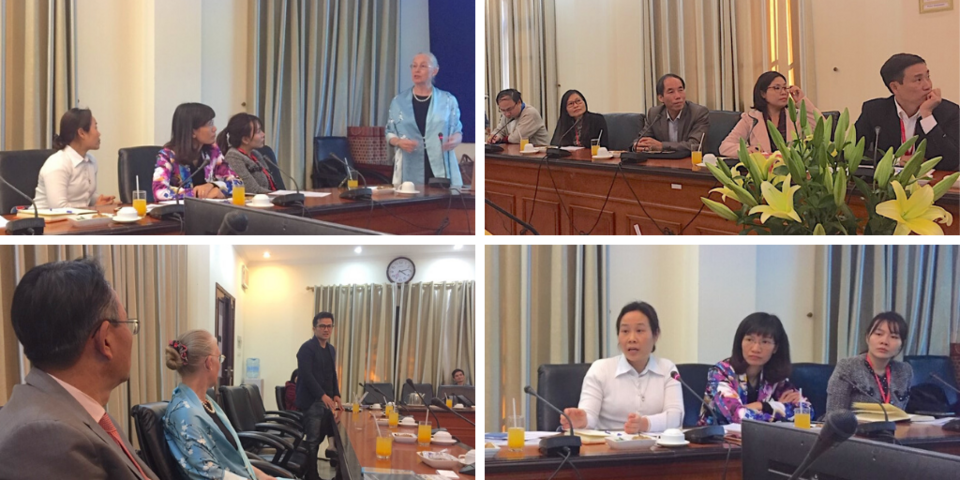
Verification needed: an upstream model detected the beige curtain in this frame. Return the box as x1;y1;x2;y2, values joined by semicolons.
0;245;189;447
254;0;399;187
485;0;559;131
826;245;960;362
485;245;604;432
1;0;76;150
315;281;475;404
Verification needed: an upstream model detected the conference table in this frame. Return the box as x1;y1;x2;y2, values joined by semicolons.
399;405;477;448
485;144;960;235
2;184;474;235
484;422;960;479
333;408;473;479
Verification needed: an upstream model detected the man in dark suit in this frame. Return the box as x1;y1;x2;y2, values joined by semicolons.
855;53;958;171
634;73;711;155
0;259;158;480
296;311;342;480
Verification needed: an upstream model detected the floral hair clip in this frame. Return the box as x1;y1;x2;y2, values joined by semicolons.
170;340;188;366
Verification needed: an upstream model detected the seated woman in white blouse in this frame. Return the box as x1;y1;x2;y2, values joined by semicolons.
561;301;684;434
34;109;117;209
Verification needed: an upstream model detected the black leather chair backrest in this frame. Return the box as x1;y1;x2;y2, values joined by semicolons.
241;383;267;420
0;149;56;213
254;145;286;191
904;355;960;407
131;401;188;480
705;110;741;156
536;363;591;431
312;136;351;189
435;385;474;406
361;382;395;405
276;385;287;411
117;146;162;204
602;113;645;152
219;385;259;432
676;363;713;427
821;111;841;138
790;363;835;421
400;383;434;405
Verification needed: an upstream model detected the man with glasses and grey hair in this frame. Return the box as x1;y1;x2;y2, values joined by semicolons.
0;258;157;479
488;88;551;146
297;311;342;480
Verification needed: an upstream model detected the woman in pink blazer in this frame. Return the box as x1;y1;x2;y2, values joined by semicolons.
720;71;820;157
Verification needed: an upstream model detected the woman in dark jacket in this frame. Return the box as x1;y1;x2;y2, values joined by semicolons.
284;369;299;411
826;312;913;413
551;90;609;149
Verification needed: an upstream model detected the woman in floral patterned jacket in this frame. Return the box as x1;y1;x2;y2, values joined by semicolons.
153;103;237;201
698;312;810;425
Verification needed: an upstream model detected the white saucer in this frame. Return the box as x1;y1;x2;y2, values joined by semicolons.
520;149;541;155
656;439;690;447
432;437;458;445
592;154;614;159
112;216;141;223
392;432;417;444
247;202;274;209
396;189;420;195
398;422;418;428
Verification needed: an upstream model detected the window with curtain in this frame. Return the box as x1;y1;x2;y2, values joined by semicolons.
825;245;960;362
0;245;189;447
314;281;475;405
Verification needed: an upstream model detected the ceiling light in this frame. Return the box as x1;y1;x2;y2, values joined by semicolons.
454;245;464;250
355;246;362;254
263;252;271;259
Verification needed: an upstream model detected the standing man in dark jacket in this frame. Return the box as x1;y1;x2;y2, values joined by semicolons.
296;312;342;480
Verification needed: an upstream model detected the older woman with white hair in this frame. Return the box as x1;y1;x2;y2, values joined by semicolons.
386;52;463;188
163;330;292;480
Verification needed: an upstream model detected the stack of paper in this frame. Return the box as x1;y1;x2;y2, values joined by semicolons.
852;402;910;422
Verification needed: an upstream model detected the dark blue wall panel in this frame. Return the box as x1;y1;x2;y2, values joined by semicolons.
428;0;475;143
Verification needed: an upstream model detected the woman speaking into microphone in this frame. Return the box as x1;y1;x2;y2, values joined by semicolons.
386;52;463;188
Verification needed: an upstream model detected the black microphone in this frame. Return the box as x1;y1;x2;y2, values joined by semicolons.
620;109;663;164
872;125;882;169
544;117;582;159
259;151;306;206
786;410;859;480
669;371;725;443
425;132;452;189
149;154;212;220
522;385;581;457
359;382;390;405
0;175;45;235
929;372;960;396
487;115;514;144
404;379;442;429
837;375;896;439
748;116;760;151
217;211;248;235
430;397;475;426
485;198;539;235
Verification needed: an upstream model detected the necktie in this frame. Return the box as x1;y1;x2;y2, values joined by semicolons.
98;413;148;479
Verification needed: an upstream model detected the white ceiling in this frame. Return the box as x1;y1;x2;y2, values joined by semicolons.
235;245;475;265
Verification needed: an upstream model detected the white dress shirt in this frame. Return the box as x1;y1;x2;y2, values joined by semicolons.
666;108;683;143
578;354;684;432
48;371;106;423
33;146;98;209
896;99;938;143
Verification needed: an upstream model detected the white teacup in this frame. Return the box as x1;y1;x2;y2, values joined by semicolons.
400;416;416;426
458;450;476;465
523;143;537;152
398;181;417;193
596;147;610;156
454;403;464;409
433;430;452;441
703;154;718;166
371;403;382;410
250;194;271;206
660;428;686;443
116;206;139;220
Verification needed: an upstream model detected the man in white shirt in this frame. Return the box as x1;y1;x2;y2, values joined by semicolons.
33;108;118;209
488;89;551;146
854;54;959;171
0;259;157;480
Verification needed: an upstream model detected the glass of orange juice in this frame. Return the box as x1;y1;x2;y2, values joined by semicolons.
507;415;524;451
388;410;399;427
445;397;453;408
231;179;246;206
418;421;432;446
385;403;394;416
132;190;147;217
519;137;529;152
691;150;703;167
794;401;811;429
375;435;393;459
591;139;600;156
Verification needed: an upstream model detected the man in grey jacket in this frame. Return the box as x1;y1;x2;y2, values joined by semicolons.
634;74;710;155
488;88;551;146
0;259;158;480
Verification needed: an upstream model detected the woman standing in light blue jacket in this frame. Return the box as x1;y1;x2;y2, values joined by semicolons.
163;330;291;480
386;52;463;188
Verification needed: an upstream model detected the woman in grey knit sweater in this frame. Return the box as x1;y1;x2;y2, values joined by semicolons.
826;312;913;413
217;113;278;194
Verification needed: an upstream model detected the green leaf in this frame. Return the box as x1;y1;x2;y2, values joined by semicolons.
875;149;895;186
833;168;847;207
740;139;766;185
702;198;740;221
799;98;808;132
812;116;825;148
933;172;960;201
834;109;850;146
893;136;918;159
767;120;789;156
823;166;835;195
916;157;942;179
846;137;866;173
788;96;798;125
897;139;926;185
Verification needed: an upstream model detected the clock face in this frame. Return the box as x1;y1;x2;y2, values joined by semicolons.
387;257;415;283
